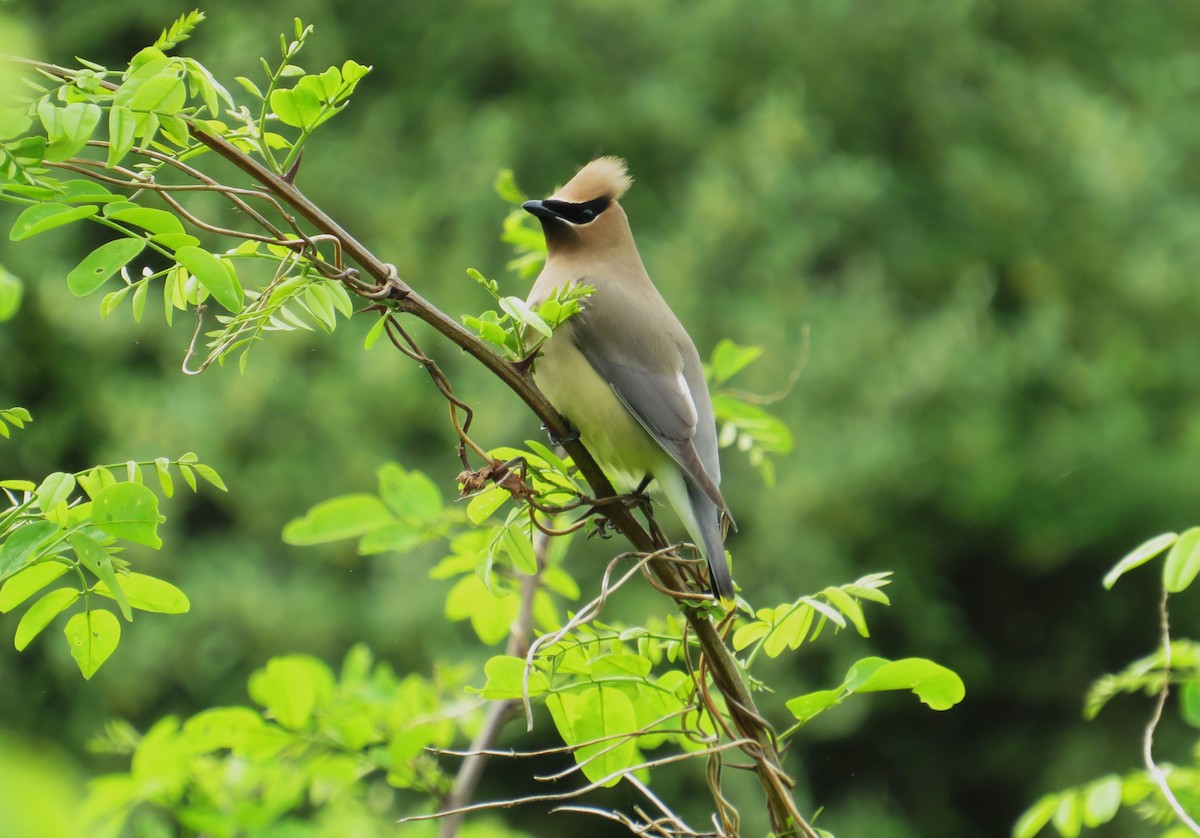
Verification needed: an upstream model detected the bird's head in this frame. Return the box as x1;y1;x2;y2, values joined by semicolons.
523;156;634;253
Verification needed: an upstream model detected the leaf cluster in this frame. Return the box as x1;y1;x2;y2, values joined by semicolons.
82;646;483;837
1014;531;1200;837
0;412;223;677
1;13;370;372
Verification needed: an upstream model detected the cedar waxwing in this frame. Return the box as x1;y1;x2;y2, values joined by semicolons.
523;157;735;605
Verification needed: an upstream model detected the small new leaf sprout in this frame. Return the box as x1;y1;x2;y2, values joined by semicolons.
154;10;207;52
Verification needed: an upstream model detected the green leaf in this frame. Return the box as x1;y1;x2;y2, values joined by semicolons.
77;466;116;499
100;286;131;318
10;203;98;241
131;280;147;324
1;407;31;425
466;486;509;524
70;532;131;621
377;463;442;522
493;168;526;205
94;572;189;614
731;620;769;651
60;180;120;204
40;101;102;162
282;494;394;545
363;316;387;349
248;656;332;730
1081;775;1121;827
822;586;869;637
155;9;206;50
1163;526;1200;593
67;238;145;297
64;608;121;679
709;339;764;386
1051;791;1083;838
107;105;138;168
551;686;640;786
125;46;170;79
183;706;265;751
177;463;197;492
357;521;426;555
234;76;264;100
0;561;70;612
445;574;520;644
3;136;47;168
15;587;79;651
341;59;372;85
463;313;511;349
1182;679;1200;728
35;472;76;511
107;207;185;237
190;463;228;492
150;233;200;252
476;654;548;699
1013;795;1059;838
153;458;173;498
846;657;965;711
762;605;813;657
91;482;163;548
176;246;244;312
0;520;63;582
499;296;553;338
524;439;573;476
0;109;32;141
501;523;537;574
0;267;23;322
1103;532;1178;589
270;85;322;129
785;688;843;724
126;72;187;116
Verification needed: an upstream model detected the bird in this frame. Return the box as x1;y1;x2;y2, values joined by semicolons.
522;156;735;606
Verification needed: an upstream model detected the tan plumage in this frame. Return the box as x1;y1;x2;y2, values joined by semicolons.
523;157;734;605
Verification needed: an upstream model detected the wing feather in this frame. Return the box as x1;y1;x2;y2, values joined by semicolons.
573;326;728;512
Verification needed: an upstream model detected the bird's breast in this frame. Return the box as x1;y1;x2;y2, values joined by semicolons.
535;325;665;490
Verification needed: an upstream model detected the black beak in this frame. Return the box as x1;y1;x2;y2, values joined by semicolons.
522;199;560;221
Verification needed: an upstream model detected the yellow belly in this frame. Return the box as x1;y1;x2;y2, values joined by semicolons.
534;331;664;491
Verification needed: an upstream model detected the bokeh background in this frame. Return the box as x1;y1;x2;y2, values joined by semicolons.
3;1;1200;835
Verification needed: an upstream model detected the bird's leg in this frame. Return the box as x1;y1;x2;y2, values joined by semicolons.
541;421;579;447
583;474;657;542
627;474;655;517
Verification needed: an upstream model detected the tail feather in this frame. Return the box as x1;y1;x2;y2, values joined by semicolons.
688;479;735;606
658;465;735;606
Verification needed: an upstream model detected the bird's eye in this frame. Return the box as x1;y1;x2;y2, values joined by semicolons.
539;197;610;225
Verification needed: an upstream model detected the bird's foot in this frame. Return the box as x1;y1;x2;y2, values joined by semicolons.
542;422;579;447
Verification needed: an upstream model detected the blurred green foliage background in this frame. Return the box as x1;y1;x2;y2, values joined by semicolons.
3;0;1200;835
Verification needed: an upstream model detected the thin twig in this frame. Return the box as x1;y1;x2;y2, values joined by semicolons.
521;549;672;730
1143;588;1200;835
400;740;758;825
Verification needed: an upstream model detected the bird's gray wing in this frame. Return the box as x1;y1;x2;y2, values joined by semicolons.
571;319;728;512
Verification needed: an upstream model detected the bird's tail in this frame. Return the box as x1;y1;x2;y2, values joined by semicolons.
687;479;735;607
658;465;735;607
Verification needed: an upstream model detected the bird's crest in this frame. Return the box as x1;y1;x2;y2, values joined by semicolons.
555;156;633;203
